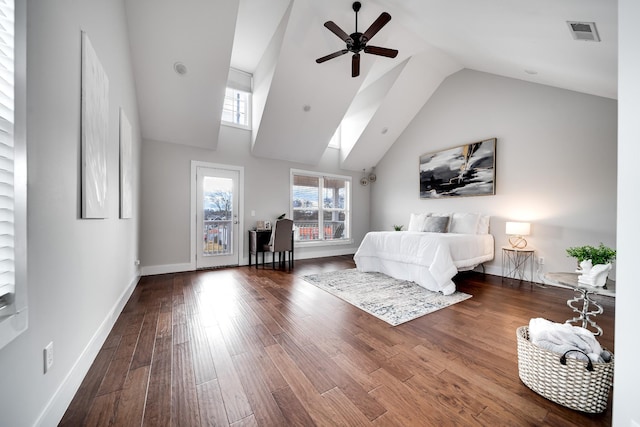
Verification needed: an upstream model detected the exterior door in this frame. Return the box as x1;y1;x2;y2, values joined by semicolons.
196;166;240;268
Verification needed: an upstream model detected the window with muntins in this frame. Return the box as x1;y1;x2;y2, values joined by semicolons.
221;87;250;129
291;170;350;242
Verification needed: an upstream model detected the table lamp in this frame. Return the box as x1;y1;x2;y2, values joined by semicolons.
506;221;530;249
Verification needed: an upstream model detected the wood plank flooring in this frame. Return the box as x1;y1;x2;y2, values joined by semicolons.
60;256;615;426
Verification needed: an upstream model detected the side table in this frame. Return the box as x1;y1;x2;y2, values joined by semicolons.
502;246;535;282
543;272;615;336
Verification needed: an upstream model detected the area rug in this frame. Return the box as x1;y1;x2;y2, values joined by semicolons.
301;268;472;326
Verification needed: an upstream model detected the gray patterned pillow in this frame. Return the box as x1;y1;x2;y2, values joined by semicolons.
422;216;449;233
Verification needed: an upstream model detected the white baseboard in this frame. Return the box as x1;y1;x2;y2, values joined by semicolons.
141;262;193;276
141;249;356;276
35;274;140;427
294;247;355;261
473;263;544;284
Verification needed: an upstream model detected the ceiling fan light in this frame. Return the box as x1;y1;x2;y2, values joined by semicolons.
316;3;397;78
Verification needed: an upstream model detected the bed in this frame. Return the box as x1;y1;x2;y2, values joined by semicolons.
354;213;494;295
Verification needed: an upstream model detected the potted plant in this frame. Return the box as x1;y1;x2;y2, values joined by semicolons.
566;243;616;287
393;224;404;231
566;243;616;266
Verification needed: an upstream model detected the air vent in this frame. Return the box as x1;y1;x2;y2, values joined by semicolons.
567;21;600;42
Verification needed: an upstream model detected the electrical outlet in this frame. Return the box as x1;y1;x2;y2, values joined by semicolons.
539;257;545;265
44;342;54;373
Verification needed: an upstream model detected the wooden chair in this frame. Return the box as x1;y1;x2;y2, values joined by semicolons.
262;219;294;270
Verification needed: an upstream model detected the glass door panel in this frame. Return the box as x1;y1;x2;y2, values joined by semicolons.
196;167;239;268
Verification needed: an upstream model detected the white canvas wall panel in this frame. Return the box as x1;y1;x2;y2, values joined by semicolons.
119;108;133;219
81;32;109;218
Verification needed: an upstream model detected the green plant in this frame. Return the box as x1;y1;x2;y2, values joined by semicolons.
566;243;616;265
393;224;404;231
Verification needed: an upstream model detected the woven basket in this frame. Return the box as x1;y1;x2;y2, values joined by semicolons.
516;326;614;413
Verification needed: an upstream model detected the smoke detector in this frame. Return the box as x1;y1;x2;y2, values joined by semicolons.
567;21;600;42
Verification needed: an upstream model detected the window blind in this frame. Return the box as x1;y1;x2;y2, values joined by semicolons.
0;0;14;309
227;67;252;92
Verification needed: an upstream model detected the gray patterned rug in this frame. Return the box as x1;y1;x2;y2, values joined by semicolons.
301;268;472;326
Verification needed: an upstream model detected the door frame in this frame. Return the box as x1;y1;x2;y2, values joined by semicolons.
190;161;245;269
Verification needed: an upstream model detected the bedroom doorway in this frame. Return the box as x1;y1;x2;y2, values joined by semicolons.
193;163;243;269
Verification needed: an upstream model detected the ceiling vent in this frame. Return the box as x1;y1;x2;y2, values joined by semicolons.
567;21;600;42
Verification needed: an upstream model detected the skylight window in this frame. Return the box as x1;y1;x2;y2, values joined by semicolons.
328;125;341;149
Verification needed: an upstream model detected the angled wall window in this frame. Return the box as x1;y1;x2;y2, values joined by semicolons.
221;68;252;130
0;0;27;349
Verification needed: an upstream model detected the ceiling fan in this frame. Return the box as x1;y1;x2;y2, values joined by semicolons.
316;1;398;78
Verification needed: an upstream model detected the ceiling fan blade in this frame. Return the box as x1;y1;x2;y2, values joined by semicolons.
352;53;360;77
316;49;349;63
362;12;391;41
324;21;351;43
364;45;398;58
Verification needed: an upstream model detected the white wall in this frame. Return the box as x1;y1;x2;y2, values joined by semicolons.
613;0;640;424
0;1;141;425
140;125;370;273
372;69;617;280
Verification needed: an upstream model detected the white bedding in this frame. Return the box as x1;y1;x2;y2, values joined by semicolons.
354;231;494;295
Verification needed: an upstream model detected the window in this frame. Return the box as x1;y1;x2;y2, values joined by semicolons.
327;125;340;149
291;170;351;242
221;68;252;130
221;87;250;129
0;0;27;349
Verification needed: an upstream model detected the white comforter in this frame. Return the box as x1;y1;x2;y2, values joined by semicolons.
354;231;494;295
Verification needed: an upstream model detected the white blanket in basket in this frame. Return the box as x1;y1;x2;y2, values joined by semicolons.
528;318;609;363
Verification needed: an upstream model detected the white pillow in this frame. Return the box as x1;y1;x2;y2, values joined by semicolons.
477;215;491;234
408;213;429;232
449;212;481;234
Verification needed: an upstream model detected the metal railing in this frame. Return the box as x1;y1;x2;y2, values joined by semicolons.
203;220;233;255
295;221;345;241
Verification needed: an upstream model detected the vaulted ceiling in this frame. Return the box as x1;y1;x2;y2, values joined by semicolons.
125;0;617;171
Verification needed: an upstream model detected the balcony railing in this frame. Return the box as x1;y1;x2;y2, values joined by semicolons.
295;221;345;241
203;220;233;255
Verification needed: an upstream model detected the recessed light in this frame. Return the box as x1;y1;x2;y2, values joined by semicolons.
381;127;389;134
173;62;187;75
303;105;311;112
524;69;538;75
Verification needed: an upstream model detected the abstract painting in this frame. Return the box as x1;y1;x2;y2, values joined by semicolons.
419;138;496;199
81;31;110;218
119;108;133;219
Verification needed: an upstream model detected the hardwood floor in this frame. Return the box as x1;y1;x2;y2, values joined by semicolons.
60;256;615;426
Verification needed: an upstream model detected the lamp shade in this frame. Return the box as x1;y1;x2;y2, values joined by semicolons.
506;221;530;236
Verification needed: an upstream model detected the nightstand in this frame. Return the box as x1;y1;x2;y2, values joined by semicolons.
502;246;535;282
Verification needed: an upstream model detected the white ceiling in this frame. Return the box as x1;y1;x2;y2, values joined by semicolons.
125;0;617;170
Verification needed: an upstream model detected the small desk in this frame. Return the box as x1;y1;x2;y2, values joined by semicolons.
502;246;535;282
543;272;615;336
248;230;294;268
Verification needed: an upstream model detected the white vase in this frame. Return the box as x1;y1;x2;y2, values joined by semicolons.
578;262;611;287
